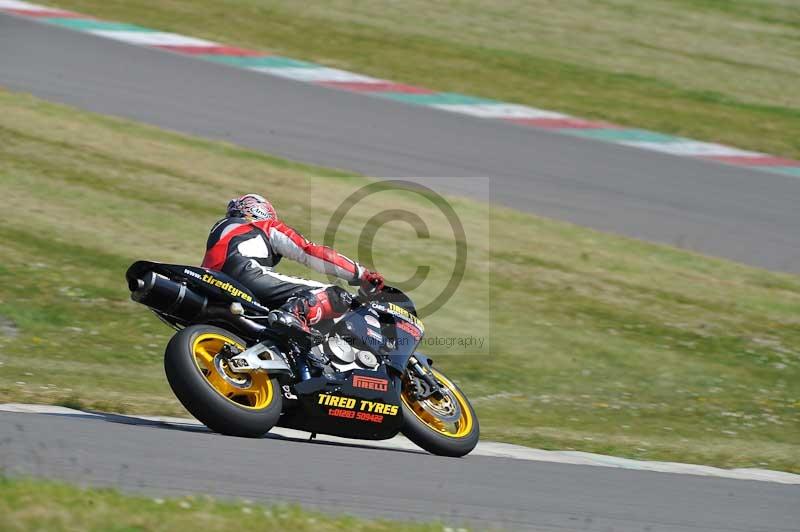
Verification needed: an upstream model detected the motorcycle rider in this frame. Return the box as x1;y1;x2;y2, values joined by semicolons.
202;193;384;335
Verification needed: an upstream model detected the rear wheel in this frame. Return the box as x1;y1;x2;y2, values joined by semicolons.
401;367;479;457
164;324;281;437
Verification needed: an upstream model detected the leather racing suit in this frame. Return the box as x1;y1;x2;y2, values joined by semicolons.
201;216;364;325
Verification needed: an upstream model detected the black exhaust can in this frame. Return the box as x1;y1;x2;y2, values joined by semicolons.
131;271;207;322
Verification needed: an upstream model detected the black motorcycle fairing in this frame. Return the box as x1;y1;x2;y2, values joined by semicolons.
372;291;424;370
275;288;423;440
278;368;404;440
369;286;418;316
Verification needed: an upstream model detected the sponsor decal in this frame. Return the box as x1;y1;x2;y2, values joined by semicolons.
183;269;203;279
353;374;389;392
364;315;380;328
319;395;357;409
366;328;383;342
328;408;383;423
396;320;421;340
376;302;425;333
201;273;253;302
318;394;399;417
328;408;356;419
355;412;384;423
250;205;272;219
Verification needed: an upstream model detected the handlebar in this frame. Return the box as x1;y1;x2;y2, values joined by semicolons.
356;282;382;304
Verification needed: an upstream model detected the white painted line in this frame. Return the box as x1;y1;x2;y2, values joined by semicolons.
88;31;219;47
620;140;764;157
251;67;384;83
2;403;798;484
0;403;103;416
0;0;42;9
432;103;569;119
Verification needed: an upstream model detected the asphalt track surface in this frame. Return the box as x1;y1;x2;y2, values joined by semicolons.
2;13;800;272
2;411;798;531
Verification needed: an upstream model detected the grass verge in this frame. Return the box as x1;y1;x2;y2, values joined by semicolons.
42;0;800;159
0;477;448;531
0;89;798;471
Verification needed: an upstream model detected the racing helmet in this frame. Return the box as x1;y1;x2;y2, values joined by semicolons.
226;193;277;221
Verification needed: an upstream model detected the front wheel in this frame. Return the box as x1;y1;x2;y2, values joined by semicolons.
401;367;479;457
164;324;282;437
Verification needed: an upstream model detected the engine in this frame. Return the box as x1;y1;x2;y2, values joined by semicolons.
310;335;381;374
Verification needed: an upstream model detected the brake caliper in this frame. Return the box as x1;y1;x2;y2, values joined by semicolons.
218;343;242;360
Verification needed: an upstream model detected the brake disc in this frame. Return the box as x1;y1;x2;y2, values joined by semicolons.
417;388;462;424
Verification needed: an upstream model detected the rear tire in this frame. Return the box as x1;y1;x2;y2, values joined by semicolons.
164;324;281;437
401;368;479;457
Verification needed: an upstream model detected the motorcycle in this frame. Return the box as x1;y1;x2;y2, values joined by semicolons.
125;261;479;457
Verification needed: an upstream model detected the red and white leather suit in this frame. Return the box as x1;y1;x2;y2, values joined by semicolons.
202;216;366;324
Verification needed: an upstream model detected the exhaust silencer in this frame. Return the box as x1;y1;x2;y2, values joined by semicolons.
131;272;207;321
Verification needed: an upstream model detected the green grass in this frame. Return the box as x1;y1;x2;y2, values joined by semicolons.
1;89;799;472
0;477;450;531
41;0;800;159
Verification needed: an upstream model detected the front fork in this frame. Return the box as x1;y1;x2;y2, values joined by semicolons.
408;354;444;400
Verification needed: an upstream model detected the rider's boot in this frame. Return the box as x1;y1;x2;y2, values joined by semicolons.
268;288;348;339
267;305;311;333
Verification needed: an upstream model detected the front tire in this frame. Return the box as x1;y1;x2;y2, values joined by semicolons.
401;367;479;457
164;324;282;437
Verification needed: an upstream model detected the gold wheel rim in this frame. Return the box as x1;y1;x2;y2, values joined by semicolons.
402;368;474;438
191;333;273;410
